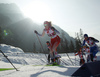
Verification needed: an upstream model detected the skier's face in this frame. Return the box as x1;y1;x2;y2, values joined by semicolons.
84;36;88;40
44;23;49;29
46;43;50;46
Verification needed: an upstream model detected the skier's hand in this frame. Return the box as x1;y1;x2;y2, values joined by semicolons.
34;30;38;34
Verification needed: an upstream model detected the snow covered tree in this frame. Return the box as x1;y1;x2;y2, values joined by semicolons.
79;29;84;44
75;29;84;52
75;38;81;51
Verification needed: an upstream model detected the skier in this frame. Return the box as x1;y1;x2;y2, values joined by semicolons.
34;21;60;63
46;41;61;65
82;34;99;62
75;48;85;66
83;45;91;62
46;41;52;64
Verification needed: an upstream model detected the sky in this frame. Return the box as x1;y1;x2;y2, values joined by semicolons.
0;0;100;42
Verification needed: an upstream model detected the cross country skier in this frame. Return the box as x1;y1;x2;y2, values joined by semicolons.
46;41;52;64
82;34;99;62
75;48;85;66
83;45;91;62
34;21;60;64
46;41;61;65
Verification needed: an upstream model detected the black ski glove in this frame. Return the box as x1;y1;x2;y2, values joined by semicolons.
34;30;38;34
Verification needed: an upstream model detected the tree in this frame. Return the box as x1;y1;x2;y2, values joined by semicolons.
69;40;75;52
75;28;84;52
65;38;69;52
60;30;69;53
0;27;3;43
79;28;84;44
75;38;81;51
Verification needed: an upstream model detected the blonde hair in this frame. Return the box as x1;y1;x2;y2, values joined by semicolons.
44;21;53;27
48;21;52;27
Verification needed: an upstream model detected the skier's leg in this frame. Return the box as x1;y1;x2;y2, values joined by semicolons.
92;46;98;58
87;55;90;62
80;59;82;66
48;54;50;63
50;36;60;64
90;47;94;62
90;46;98;62
90;54;93;62
49;46;54;62
51;37;60;58
50;52;55;64
83;59;85;64
50;35;60;52
51;42;59;63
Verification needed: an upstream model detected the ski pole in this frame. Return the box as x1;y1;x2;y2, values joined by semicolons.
74;53;76;66
60;43;74;66
0;50;18;71
60;59;68;66
35;33;48;61
66;53;74;66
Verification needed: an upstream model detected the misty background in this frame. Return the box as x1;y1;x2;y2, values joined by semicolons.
0;3;79;53
0;1;100;53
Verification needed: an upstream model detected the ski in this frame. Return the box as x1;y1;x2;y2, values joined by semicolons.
46;64;61;66
0;68;15;71
32;64;62;66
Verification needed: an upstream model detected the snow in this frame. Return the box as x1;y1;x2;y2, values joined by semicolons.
0;44;100;77
0;44;24;53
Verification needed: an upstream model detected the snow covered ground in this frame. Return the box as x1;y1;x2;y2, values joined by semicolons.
0;44;100;77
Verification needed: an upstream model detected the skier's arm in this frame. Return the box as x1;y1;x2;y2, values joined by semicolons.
34;30;45;37
90;37;99;43
51;27;60;34
82;40;86;46
40;30;45;37
95;40;99;43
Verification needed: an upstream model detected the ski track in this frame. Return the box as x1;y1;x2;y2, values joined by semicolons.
0;48;100;77
0;65;79;77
